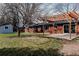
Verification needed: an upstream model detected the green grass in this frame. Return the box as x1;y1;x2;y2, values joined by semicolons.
0;32;42;38
0;32;17;37
0;32;63;55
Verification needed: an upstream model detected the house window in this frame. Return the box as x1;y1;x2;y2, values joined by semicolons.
5;26;8;29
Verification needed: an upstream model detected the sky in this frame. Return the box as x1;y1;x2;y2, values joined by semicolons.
0;3;79;16
39;3;79;16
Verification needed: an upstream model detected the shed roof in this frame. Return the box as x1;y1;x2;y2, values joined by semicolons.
0;23;12;26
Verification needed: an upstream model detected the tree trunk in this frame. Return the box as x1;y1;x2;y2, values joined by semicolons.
43;24;45;36
17;28;21;37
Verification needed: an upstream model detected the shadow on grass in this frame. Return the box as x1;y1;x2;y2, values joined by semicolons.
0;47;63;56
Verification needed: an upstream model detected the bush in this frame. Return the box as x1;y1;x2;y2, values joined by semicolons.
0;47;63;56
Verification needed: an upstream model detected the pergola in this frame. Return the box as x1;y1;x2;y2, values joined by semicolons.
68;11;79;39
48;11;79;39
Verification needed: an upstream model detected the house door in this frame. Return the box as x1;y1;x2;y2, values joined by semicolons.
64;24;69;33
71;24;75;33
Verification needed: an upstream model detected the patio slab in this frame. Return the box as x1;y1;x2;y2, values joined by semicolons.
47;33;79;40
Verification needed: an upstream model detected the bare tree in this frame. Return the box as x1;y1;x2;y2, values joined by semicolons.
18;3;42;26
37;4;54;36
18;3;54;36
0;3;22;37
0;3;43;37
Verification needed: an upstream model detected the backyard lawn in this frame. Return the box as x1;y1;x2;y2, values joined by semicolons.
1;32;79;55
0;32;63;56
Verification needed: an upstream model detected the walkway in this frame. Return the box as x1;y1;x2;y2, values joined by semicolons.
60;40;79;56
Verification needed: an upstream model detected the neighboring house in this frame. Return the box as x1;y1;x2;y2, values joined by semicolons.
0;23;13;33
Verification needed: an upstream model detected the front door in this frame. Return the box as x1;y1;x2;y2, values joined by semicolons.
64;24;75;33
64;24;69;33
71;24;75;33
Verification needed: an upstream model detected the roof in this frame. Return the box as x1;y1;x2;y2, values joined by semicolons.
48;11;79;22
28;20;79;28
28;23;53;28
0;23;12;26
54;20;77;25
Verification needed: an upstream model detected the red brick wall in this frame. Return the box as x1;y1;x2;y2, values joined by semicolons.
48;26;64;34
48;26;55;34
57;26;64;33
76;25;79;33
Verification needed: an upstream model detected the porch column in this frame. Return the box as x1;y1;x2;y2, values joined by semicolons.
69;17;72;39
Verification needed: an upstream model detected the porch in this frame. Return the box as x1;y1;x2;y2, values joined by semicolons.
47;33;79;40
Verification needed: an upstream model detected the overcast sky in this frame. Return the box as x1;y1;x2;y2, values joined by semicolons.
0;3;79;16
39;3;79;16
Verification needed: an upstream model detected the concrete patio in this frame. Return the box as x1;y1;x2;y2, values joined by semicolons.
48;33;79;40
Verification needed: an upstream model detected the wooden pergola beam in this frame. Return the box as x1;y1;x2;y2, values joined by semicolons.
68;11;79;35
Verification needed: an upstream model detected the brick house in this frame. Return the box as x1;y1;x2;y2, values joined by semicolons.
25;23;53;33
48;11;79;34
25;11;79;34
